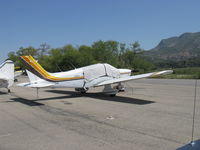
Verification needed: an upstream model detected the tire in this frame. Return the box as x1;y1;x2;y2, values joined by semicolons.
109;94;116;97
81;91;86;94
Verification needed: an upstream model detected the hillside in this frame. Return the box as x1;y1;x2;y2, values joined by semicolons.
144;32;200;61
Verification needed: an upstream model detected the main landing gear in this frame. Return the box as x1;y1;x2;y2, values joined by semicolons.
75;83;125;97
114;83;125;92
75;87;89;94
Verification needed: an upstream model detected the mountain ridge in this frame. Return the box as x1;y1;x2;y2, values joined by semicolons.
144;32;200;61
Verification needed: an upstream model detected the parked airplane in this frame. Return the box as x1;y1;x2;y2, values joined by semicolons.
18;56;173;96
0;60;14;92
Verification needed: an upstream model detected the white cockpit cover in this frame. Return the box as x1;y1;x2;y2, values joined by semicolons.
104;64;120;78
82;63;120;81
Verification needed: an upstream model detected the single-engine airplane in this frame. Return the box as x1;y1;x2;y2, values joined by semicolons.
18;56;173;96
0;60;14;93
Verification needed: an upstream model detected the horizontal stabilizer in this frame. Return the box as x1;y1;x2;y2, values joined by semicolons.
17;82;55;88
17;68;55;88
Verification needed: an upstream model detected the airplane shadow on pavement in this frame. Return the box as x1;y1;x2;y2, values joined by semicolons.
8;90;155;106
9;97;45;106
43;90;155;105
0;91;8;95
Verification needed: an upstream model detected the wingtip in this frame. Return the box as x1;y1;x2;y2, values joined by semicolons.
151;70;173;77
163;70;173;74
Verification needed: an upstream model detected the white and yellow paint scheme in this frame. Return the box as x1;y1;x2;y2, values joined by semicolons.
18;56;172;96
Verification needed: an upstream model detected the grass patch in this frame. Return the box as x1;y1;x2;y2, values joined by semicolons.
151;67;200;79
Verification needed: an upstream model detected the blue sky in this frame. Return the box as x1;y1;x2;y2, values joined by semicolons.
0;0;200;61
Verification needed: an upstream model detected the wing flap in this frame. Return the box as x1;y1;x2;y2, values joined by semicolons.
96;70;173;86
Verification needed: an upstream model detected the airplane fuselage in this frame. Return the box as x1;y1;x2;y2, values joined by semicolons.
30;66;131;88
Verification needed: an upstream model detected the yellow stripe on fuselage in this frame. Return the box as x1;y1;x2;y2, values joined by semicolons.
21;56;84;81
22;56;49;78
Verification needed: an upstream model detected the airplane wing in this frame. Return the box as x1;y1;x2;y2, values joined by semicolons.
17;82;55;88
96;70;173;86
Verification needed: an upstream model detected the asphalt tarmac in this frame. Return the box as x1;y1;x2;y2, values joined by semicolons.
0;77;199;150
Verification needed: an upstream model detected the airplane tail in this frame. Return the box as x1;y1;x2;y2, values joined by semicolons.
17;69;55;88
20;56;83;82
20;56;51;81
0;60;14;87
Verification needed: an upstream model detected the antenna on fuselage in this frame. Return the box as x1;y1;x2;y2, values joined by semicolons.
55;61;76;72
55;63;63;72
68;62;76;69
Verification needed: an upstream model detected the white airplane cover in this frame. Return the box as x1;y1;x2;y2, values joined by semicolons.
0;60;14;90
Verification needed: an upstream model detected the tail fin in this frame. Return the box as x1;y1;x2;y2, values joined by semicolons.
0;60;14;87
20;56;50;80
17;69;55;88
20;56;83;82
26;69;42;82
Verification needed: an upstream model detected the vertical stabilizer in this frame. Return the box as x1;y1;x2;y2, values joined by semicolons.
26;69;42;82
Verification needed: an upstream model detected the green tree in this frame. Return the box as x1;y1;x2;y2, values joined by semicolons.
79;45;95;66
7;40;156;73
38;43;50;56
92;40;119;66
16;47;38;57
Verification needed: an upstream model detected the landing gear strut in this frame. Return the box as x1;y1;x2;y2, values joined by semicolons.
114;83;125;92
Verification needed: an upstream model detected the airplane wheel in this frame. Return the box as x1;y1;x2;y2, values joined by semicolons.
75;88;88;94
109;94;116;97
81;91;86;94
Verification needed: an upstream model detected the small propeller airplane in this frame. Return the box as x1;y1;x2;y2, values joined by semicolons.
18;56;173;96
0;60;14;93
